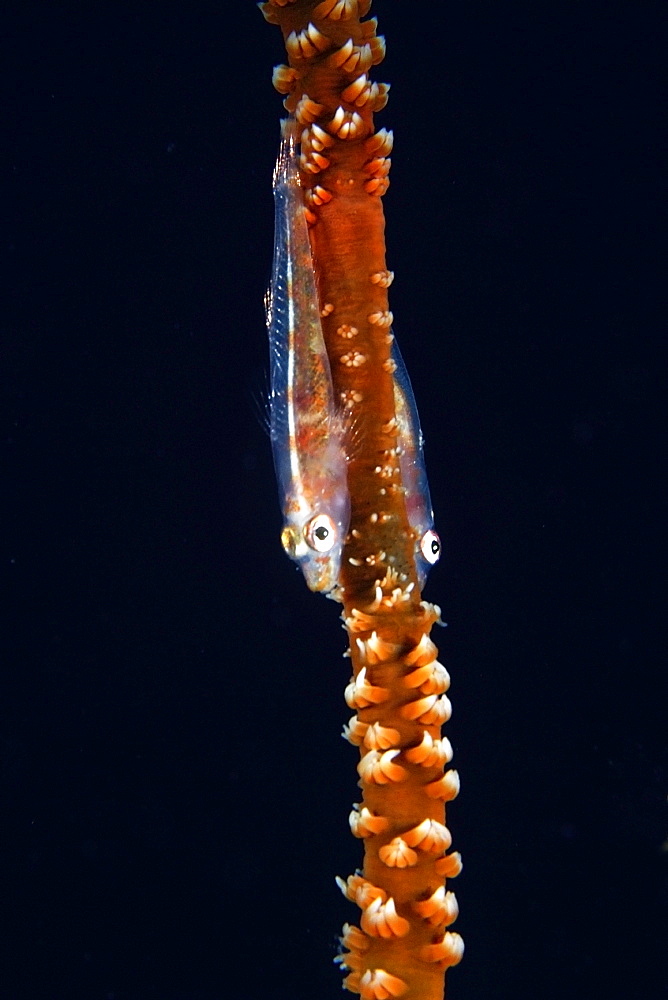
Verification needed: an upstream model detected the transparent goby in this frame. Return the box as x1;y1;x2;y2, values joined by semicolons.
266;118;350;593
392;336;442;588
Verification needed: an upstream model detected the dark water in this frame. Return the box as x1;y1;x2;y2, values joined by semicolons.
3;5;664;998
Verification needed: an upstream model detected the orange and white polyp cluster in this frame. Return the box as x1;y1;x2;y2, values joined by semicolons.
337;599;463;999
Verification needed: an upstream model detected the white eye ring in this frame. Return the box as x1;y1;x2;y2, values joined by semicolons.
305;514;337;553
420;529;441;566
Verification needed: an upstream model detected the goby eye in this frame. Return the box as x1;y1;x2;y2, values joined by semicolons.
420;529;441;565
305;514;337;553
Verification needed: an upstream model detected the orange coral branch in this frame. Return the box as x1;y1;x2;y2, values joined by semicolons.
262;3;463;997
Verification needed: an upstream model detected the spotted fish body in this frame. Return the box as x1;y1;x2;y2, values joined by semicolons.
266;120;350;593
392;338;442;587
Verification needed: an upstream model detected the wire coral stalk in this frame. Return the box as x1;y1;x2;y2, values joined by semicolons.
261;3;463;997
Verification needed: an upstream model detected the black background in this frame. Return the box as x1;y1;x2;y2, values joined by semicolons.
3;3;665;998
